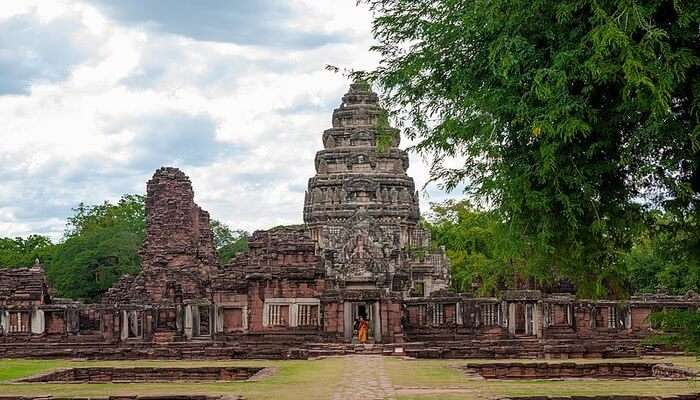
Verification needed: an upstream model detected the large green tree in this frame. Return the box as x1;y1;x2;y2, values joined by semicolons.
623;212;700;295
362;0;699;296
210;220;249;264
47;195;146;300
0;235;55;268
425;199;514;295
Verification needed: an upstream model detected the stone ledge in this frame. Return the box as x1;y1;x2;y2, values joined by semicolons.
17;366;268;383
465;362;697;380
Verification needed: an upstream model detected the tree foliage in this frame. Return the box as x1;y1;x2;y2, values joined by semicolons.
648;309;700;355
425;200;515;295
623;212;700;295
210;220;249;264
0;235;55;268
65;194;146;239
47;195;146;300
362;0;700;296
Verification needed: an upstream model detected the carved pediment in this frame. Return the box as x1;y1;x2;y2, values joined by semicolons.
345;152;377;169
343;177;378;193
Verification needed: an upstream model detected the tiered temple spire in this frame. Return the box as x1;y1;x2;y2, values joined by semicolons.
303;82;420;228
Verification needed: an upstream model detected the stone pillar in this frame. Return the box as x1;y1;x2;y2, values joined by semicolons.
102;309;114;341
143;309;153;341
534;303;542;338
343;302;352;342
209;304;216;337
289;302;298;328
192;305;201;337
0;310;7;335
508;303;517;335
176;304;184;334
30;308;45;335
214;305;224;334
242;305;249;330
373;302;382;342
456;302;463;325
625;305;632;332
66;308;79;334
184;305;193;339
120;311;129;341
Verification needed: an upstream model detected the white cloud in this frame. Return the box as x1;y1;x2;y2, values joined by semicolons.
0;0;462;241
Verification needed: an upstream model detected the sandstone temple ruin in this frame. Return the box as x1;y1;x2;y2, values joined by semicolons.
1;83;699;359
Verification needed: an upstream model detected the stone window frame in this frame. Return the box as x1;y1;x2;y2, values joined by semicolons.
121;310;143;340
414;304;427;326
262;298;320;328
44;310;66;335
266;304;288;327
7;310;31;334
481;303;501;327
544;303;573;327
78;308;101;334
154;307;178;332
216;305;248;333
607;307;617;328
592;304;627;330
432;303;444;326
297;304;319;327
328;226;342;238
197;305;213;336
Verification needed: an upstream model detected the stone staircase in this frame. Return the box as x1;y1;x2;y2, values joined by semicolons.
0;335;653;360
306;342;399;358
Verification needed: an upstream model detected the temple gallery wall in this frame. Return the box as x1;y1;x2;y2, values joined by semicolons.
1;83;699;360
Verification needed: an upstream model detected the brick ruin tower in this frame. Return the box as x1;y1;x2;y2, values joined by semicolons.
104;167;218;304
304;82;449;295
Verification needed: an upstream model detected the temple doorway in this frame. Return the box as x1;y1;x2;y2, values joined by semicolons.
344;301;381;343
511;303;536;336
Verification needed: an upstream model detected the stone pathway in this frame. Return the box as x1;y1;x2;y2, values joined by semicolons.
331;355;396;400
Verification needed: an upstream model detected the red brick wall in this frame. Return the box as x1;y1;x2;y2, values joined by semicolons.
631;308;651;330
45;312;65;334
247;279;324;332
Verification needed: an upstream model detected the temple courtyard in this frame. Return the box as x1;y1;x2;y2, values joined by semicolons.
1;355;699;400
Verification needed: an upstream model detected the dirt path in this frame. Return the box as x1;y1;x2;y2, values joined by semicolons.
331;355;396;400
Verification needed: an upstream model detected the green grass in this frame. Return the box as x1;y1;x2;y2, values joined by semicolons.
0;358;346;400
0;356;698;400
385;356;700;400
0;359;67;382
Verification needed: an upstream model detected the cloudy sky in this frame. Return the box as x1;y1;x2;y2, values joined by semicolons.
0;0;460;241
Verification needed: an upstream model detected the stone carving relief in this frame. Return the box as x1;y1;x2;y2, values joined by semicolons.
324;208;399;282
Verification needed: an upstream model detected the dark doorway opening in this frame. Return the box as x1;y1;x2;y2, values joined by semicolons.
358;304;367;320
515;304;526;335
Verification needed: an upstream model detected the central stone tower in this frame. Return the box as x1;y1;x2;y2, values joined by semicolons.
304;82;448;294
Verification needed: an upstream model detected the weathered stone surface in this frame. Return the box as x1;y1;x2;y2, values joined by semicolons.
304;82;449;295
463;362;696;380
0;265;49;306
19;366;265;382
103;167;218;304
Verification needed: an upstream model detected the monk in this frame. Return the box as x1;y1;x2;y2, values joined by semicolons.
357;316;369;343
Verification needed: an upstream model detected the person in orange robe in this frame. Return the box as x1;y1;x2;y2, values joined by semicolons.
357;317;369;343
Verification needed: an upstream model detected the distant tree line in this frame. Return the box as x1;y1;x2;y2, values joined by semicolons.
0;195;248;301
425;199;700;298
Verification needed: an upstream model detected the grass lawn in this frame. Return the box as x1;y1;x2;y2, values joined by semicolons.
384;356;700;400
0;356;698;400
0;358;345;400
